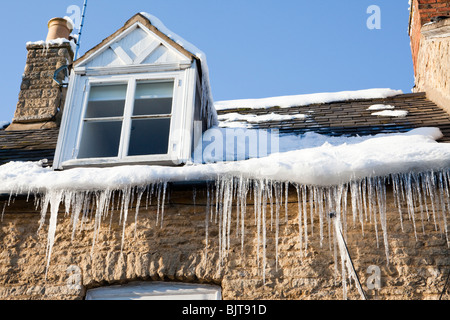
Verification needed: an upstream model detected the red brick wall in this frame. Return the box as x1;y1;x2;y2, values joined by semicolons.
418;0;450;25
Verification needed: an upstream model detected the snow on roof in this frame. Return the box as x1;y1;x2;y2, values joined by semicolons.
366;104;409;117
218;112;308;126
214;88;403;111
0;127;448;193
371;110;409;117
367;104;396;111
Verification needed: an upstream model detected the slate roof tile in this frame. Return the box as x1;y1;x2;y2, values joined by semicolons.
218;93;450;142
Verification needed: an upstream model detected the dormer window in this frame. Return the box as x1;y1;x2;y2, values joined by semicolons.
76;75;180;162
53;13;216;169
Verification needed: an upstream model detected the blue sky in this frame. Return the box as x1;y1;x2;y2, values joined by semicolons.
0;0;413;122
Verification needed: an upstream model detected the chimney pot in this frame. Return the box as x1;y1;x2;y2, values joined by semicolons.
46;17;73;42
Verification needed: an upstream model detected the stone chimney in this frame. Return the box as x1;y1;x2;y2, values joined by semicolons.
409;0;450;112
7;17;74;131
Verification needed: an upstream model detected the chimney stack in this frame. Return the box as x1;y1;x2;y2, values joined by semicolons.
7;18;74;131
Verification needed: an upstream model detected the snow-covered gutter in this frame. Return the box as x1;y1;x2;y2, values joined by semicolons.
0;128;448;194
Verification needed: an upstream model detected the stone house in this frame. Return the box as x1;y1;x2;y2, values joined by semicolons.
0;2;449;300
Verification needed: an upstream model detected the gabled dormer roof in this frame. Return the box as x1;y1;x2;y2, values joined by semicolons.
74;13;197;69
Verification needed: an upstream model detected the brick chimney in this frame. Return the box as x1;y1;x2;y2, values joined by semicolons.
7;17;74;131
409;0;450;112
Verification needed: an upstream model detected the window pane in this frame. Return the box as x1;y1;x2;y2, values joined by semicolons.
85;85;127;118
133;81;174;116
78;121;123;159
128;118;171;156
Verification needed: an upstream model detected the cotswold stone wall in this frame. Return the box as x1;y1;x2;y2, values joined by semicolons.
415;34;450;113
10;43;72;128
0;186;448;300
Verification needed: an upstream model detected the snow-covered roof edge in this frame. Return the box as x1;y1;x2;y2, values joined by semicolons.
139;12;218;127
215;88;404;111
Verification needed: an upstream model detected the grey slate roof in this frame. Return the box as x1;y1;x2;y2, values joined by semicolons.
0;92;449;167
0;128;59;167
217;92;450;142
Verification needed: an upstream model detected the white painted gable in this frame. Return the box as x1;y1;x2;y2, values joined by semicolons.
79;23;192;69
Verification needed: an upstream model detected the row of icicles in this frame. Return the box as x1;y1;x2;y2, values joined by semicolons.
3;169;450;299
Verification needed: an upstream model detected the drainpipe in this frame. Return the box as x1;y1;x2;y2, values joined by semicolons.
330;212;368;300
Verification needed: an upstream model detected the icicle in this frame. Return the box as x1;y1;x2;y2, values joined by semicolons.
160;182;168;228
438;172;449;244
368;178;380;247
156;184;162;227
91;190;111;257
146;184;154;211
1;202;6;222
285;181;289;224
269;180;274;231
274;182;282;266
404;173;418;240
120;187;132;254
309;185;314;236
420;173;430;223
316;187;324;247
134;188;144;238
205;183;211;261
392;174;405;232
295;185;303;256
361;178;368;224
226;179;233;252
301;185;308;251
44;190;64;279
427;171;439;232
375;178;390;265
254;180;262;270
262;179;268;282
413;173;426;234
241;177;249;254
341;184;349;240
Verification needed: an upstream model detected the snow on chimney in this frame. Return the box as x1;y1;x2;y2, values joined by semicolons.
7;18;75;131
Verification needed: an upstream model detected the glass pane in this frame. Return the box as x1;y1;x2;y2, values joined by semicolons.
133;81;174;116
85;85;127;118
128;118;171;156
78;121;123;159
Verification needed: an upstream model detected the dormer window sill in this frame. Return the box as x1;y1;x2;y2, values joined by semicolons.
59;156;185;170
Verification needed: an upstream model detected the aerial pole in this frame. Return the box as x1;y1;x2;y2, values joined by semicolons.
74;0;88;60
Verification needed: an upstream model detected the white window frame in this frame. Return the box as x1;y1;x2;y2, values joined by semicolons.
85;281;222;300
54;67;198;169
76;72;182;164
